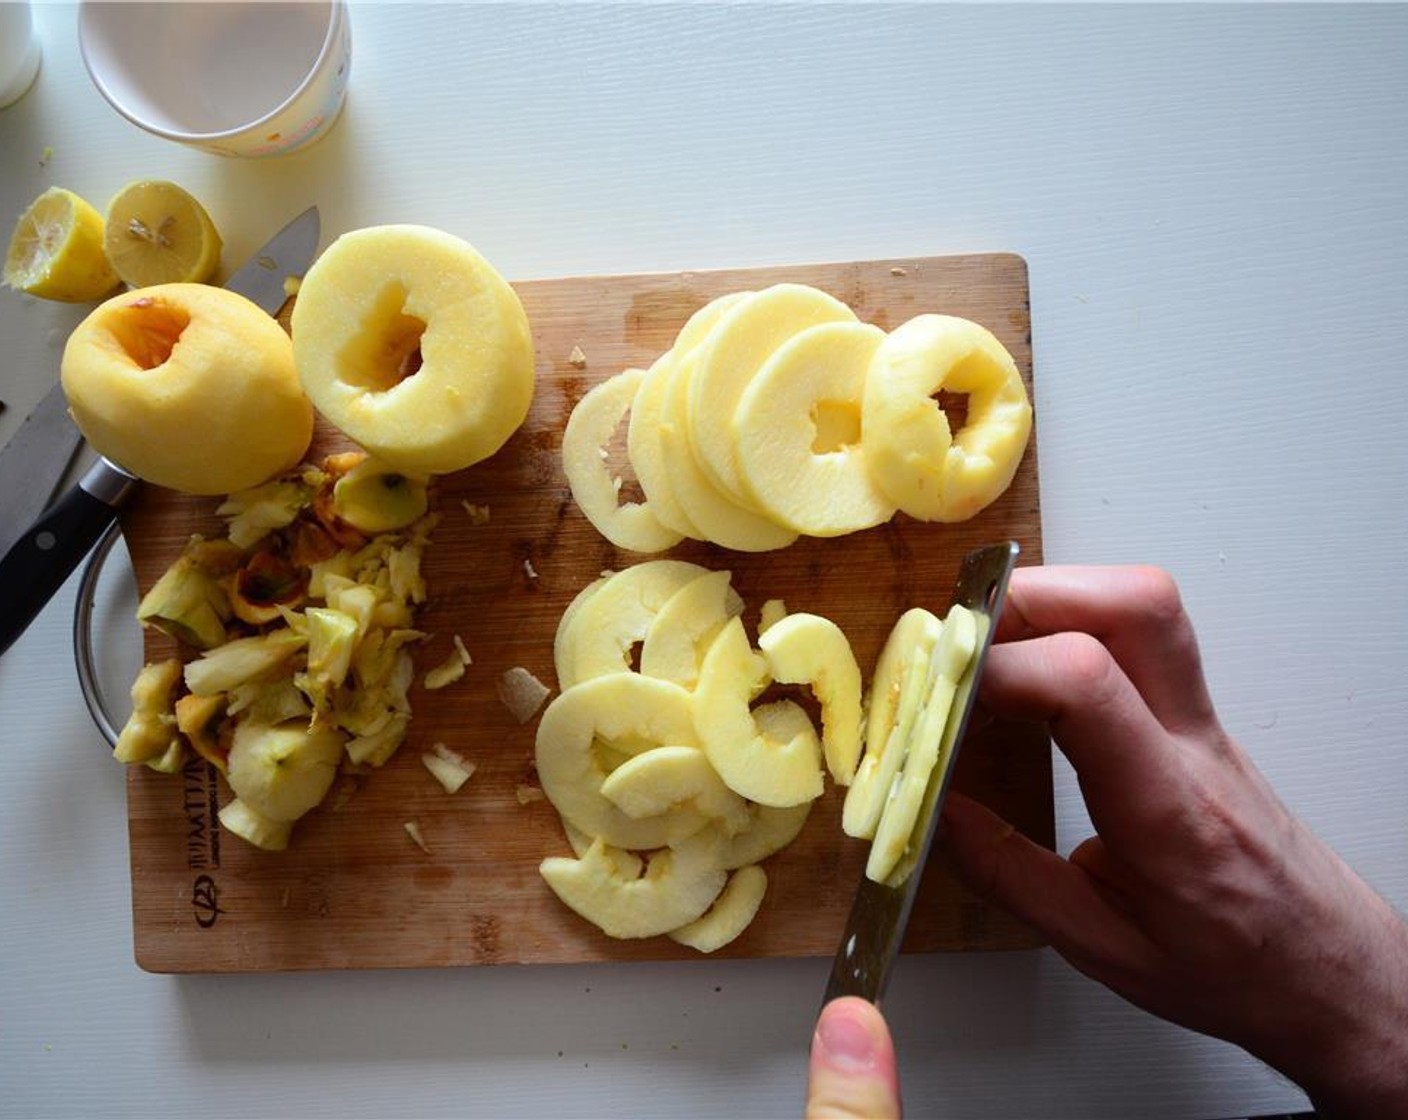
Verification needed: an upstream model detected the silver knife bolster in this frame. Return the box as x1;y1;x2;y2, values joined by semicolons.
78;458;139;505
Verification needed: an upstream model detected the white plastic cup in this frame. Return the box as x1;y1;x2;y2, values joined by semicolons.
78;0;351;158
0;1;42;109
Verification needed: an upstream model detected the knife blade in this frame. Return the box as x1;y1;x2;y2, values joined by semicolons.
0;383;84;558
823;540;1020;1007
0;205;321;658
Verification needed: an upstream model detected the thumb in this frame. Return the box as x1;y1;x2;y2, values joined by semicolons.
804;997;901;1119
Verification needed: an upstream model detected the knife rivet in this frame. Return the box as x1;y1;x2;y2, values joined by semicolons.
35;531;56;551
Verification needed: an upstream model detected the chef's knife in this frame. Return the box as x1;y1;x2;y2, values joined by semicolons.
0;206;321;658
823;540;1019;1007
0;383;84;558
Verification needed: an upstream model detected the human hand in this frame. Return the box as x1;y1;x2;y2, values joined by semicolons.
940;565;1408;1118
804;996;900;1119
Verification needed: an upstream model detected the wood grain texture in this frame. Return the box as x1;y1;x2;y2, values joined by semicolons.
121;253;1050;973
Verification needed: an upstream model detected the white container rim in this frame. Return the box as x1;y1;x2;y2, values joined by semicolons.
77;0;345;145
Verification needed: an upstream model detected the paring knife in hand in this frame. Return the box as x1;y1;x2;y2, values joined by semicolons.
824;540;1019;1007
0;206;321;659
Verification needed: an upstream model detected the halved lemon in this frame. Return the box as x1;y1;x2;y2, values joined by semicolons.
4;187;120;302
104;180;223;288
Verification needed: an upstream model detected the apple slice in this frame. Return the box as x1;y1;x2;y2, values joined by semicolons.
563;822;644;879
758;611;865;786
600;744;752;836
695;617;824;807
861;314;1032;522
710;801;813;869
842;609;943;840
625;352;703;539
562;366;685;553
866;605;978;883
686;284;857;504
553;574;610;687
535;673;712;849
668;864;768;953
658;349;799;553
639;569;745;690
733;321;895;536
627;292;750;540
539;833;728;940
553;560;711;689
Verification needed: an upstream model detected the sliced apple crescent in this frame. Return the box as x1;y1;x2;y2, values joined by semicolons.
563;821;644;879
553;560;711;689
539;833;728;940
861;313;1032;522
686;283;858;505
639;569;745;690
600;744;752;837
534;673;712;849
733;320;895;536
866;605;978;883
709;800;813;869
758;611;865;786
843;609;943;840
694;617;824;807
668;864;768;953
562;366;685;553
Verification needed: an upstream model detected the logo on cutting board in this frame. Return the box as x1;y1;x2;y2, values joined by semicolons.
181;756;223;928
191;875;223;928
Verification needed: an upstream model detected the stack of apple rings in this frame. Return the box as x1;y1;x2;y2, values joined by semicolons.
561;285;1033;552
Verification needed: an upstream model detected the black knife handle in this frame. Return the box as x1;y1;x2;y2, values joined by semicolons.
0;460;136;658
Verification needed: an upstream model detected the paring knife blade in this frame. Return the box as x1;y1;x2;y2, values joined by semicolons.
0;205;321;659
823;540;1020;1007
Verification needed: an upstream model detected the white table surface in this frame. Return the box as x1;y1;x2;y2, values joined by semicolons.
3;4;1406;1117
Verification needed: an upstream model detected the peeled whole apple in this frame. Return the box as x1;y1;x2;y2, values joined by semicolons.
291;225;535;477
60;284;313;495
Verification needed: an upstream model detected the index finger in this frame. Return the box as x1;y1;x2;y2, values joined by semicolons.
998;565;1217;734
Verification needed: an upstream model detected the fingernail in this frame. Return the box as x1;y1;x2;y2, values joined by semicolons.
816;1007;880;1072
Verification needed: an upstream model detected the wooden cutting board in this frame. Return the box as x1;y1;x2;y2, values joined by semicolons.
121;252;1051;973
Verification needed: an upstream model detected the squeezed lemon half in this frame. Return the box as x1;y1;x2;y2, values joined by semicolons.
3;187;120;302
104;180;222;288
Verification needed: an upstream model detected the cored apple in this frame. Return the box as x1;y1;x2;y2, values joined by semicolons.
291;225;534;476
61;284;312;494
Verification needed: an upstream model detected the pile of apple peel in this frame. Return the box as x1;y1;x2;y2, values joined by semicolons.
534;560;980;950
111;451;441;852
562;284;1032;552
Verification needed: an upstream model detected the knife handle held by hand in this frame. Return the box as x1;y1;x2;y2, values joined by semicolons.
0;460;137;658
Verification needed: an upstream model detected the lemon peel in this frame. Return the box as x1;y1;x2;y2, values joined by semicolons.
3;187;120;302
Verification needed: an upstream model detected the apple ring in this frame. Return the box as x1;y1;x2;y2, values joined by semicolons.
534;673;711;850
553;560;711;689
291;225;534;476
562;366;684;553
861;314;1031;522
